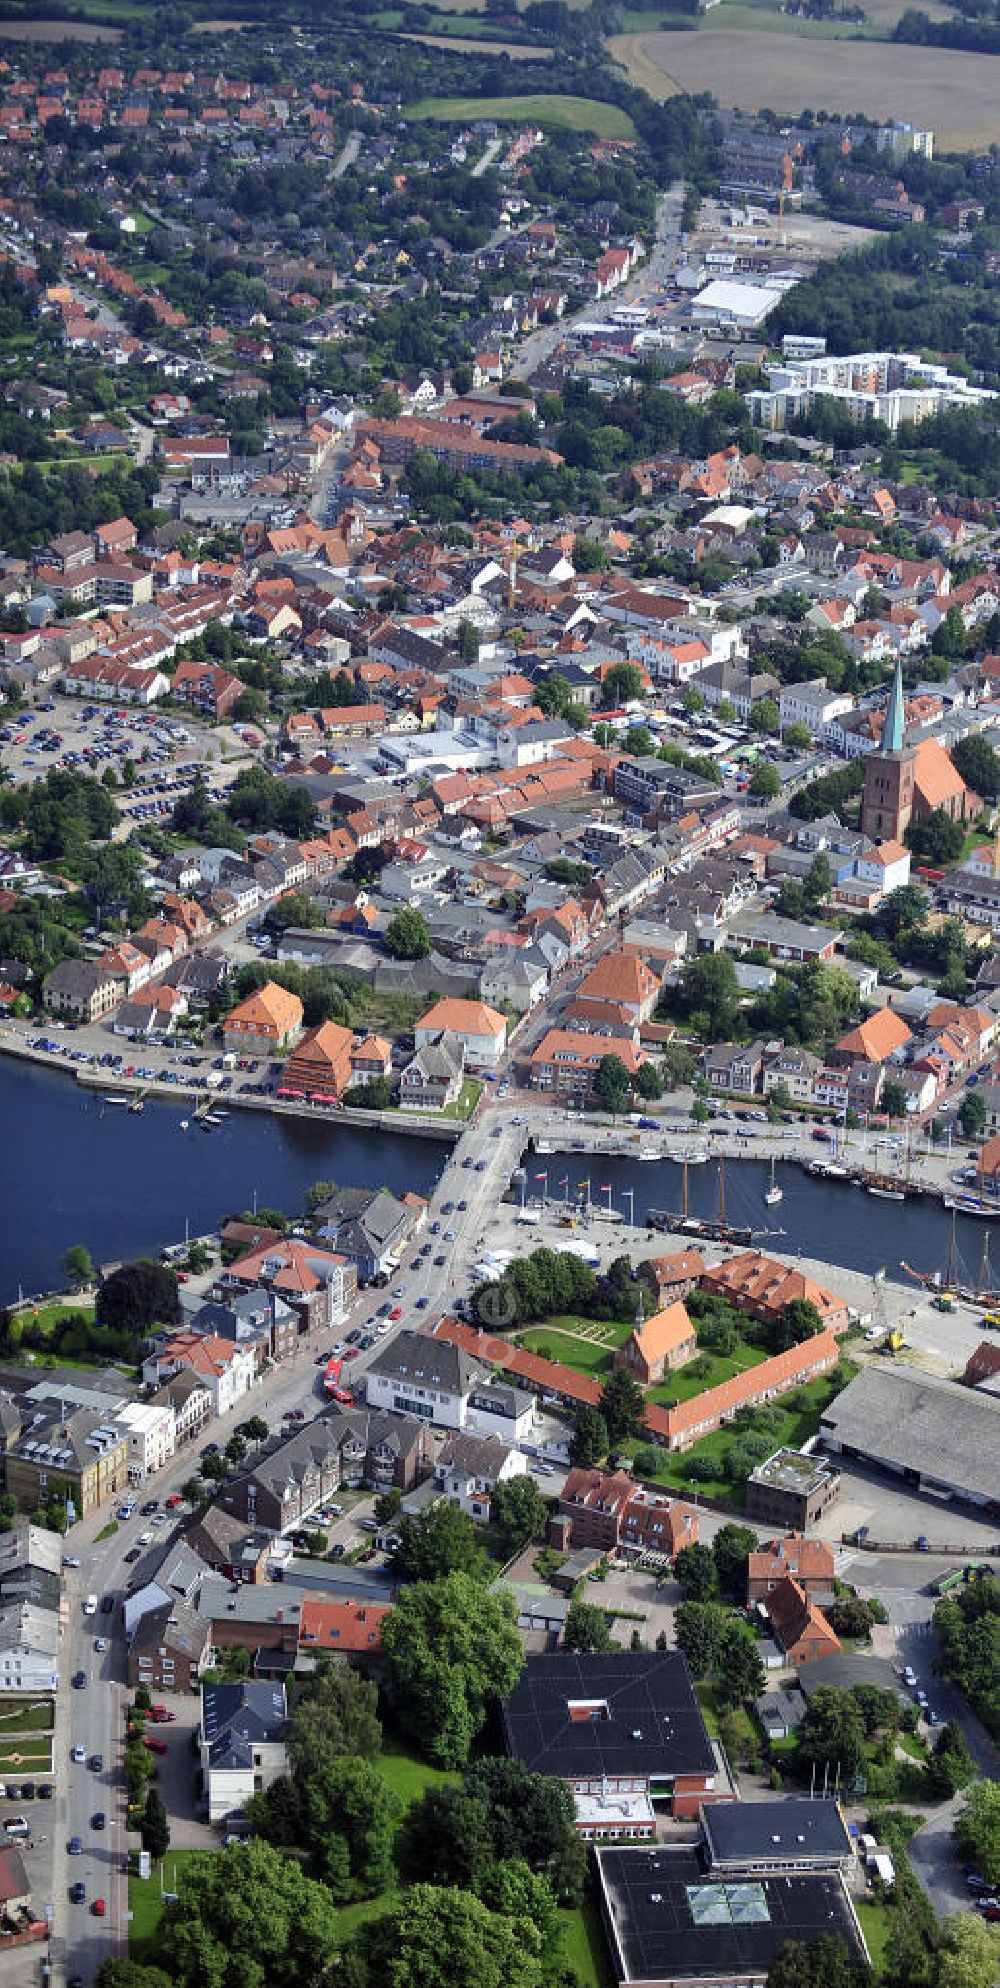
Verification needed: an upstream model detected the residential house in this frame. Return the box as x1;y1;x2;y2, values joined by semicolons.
529;1028;643;1100
148;1370;212;1449
551;1466;699;1561
172;659;241;719
314;1186;417;1283
0;1604;58;1692
42;960;117;1023
638;1251;706;1305
4;1407;128;1519
282;1020;353;1099
572;950;660;1031
746;1533;836;1605
127;1599;210;1693
217;1239;355;1337
832;1006;912;1068
297;1595;392;1664
414;997;507;1071
141;1332;257;1417
220;1409;430;1531
399;1035;464;1110
703;1040;768;1096
433;1431;527;1519
762;1576;842;1665
699;1252;850;1335
223;981;304;1056
200;1680;288;1824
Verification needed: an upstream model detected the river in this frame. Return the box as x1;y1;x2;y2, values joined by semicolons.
528;1146;997;1287
4;1057;993;1304
0;1059;449;1300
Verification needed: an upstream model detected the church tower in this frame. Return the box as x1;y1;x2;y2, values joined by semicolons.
860;659;914;844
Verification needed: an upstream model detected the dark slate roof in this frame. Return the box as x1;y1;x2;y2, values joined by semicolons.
797;1654;909;1703
702;1798;852;1870
501;1652;715;1784
368;1328;486;1396
201;1679;286;1767
598;1845;868;1984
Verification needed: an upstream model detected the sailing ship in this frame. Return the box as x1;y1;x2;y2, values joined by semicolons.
649;1157;782;1245
764;1155;782;1207
902;1214;1000;1306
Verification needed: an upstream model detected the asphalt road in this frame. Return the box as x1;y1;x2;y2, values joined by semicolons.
510;179;687;379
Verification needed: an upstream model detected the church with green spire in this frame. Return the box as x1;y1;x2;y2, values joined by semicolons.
860;658;916;844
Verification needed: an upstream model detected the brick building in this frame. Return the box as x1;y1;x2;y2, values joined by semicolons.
613;1301;697;1386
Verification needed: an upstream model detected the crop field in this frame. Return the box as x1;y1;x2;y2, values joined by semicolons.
0;17;123;36
607;27;1000;146
400;32;553;55
403;92;637;135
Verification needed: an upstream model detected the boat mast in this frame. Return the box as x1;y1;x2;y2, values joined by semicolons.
717;1158;726;1228
945;1211;959;1291
978;1229;993;1298
681;1160;689;1222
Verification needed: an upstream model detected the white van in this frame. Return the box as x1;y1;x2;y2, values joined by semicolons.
3;1816;28;1836
82;1595;98;1616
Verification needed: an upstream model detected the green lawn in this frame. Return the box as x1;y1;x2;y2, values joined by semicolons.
331;1894;396;1942
520;1329;613;1375
440;1077;484;1121
130;1850;204;1961
376;1733;458;1806
518;1321;626;1377
648;1340;767;1408
645;1363;858;1505
0;1699;53;1733
558;1898;613;1988
0;1739;51;1770
403;93;637;136
396;1076;483;1122
15;1300;94;1338
856;1899;893;1973
695;1683;756;1755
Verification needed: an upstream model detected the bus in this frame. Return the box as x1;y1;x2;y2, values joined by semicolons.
323;1357;352;1405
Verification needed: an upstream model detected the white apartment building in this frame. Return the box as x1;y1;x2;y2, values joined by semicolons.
623;617;746;673
750;350;990;432
118;1400;177;1482
779;678;855;740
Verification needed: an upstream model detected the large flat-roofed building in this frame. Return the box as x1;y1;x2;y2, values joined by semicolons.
500;1652;719;1821
745;1448;841;1531
819;1367;1000;1512
596;1845;869;1988
701;1797;853;1877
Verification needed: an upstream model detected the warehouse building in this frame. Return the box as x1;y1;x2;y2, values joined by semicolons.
819;1367;1000;1512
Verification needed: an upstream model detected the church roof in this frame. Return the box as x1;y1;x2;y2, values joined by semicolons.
882;658;905;755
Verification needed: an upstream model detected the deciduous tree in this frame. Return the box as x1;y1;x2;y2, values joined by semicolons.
381;1574;523;1768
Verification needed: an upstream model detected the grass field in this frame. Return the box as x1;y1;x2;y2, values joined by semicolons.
376;1733;458;1806
0;1700;53;1734
0;1738;52;1770
644;1363;857;1503
559;1899;614;1988
647;1340;767;1407
519;1328;616;1376
403;93;638;136
14;1300;94;1336
130;1850;204;1961
607;25;1000;145
0;17;123;36
401;31;553;53
856;1900;892;1972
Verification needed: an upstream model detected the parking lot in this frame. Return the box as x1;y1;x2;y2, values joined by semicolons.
0;696;253;804
20;1026;276;1101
